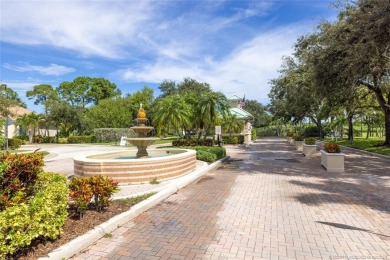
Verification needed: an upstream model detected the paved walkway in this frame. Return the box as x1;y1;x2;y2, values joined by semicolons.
68;138;389;259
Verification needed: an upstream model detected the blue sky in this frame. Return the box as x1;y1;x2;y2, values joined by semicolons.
1;0;337;113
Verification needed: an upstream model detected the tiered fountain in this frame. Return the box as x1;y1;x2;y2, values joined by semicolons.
127;104;160;158
73;104;197;184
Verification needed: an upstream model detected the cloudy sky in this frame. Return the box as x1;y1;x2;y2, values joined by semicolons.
1;0;336;112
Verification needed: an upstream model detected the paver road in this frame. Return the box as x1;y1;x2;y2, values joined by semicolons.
72;138;390;259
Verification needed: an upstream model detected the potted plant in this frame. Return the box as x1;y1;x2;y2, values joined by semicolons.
293;135;304;151
303;137;317;157
320;142;345;172
286;132;294;143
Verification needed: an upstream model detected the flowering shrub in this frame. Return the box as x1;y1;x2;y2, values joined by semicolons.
286;132;294;137
323;142;340;153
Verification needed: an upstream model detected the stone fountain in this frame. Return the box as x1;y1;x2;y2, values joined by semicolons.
73;103;197;184
127;104;160;158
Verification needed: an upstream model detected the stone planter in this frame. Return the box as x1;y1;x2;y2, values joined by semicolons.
295;141;303;151
302;144;317;157
320;150;345;172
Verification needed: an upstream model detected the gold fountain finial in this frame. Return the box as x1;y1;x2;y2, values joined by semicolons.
137;103;146;119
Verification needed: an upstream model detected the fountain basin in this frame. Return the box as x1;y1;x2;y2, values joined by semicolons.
74;149;197;184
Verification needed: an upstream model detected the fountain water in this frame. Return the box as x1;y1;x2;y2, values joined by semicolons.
127;104;160;158
73;104;197;184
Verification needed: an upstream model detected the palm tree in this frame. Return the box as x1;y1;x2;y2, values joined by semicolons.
221;113;244;135
195;91;230;139
15;113;40;142
152;95;191;138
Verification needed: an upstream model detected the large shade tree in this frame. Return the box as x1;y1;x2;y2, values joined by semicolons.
57;77;121;108
312;0;390;145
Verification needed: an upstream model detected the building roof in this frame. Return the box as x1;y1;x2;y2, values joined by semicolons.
8;106;32;118
230;107;253;120
228;95;243;101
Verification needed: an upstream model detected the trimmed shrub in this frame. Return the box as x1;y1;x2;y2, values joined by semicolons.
0;172;68;257
196;146;226;160
67;135;95;144
196;150;217;162
172;138;214;147
94;128;136;143
7;138;23;150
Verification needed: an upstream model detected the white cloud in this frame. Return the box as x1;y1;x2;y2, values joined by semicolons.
1;1;155;58
3;63;75;76
116;24;308;105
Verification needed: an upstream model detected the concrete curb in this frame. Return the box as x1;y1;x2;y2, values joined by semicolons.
40;158;225;260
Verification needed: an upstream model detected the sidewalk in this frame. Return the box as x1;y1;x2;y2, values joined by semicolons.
66;138;389;259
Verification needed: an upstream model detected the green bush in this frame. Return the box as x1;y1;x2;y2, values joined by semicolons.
293;135;305;141
196;146;226;159
221;134;244;144
67;135;95;144
7;138;23;150
303;126;320;137
94;128;136;143
256;127;278;137
196;150;217;162
172;138;214;147
0;136;4;149
0;153;44;210
304;137;316;145
41;136;56;143
251;128;257;140
58;137;68;144
0;172;68;257
15;135;29;142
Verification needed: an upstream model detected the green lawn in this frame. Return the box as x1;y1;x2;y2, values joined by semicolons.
325;137;390;156
0;150;49;156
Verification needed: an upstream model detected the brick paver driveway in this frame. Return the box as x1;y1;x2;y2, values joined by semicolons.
73;138;390;259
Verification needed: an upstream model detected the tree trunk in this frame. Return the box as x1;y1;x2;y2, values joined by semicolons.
348;112;353;144
384;110;390;146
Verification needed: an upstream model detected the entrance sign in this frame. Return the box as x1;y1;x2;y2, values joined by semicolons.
215;126;222;135
120;136;127;146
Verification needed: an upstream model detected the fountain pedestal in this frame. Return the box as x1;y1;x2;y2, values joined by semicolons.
126;105;160;158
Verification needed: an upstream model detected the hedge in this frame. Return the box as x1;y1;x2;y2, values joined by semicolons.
0;172;68;257
196;150;217;162
221;134;244;144
94;128;137;143
67;135;95;144
195;146;226;160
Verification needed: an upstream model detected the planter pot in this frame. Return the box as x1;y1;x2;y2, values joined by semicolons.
302;144;317;157
320;150;345;172
295;141;303;151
